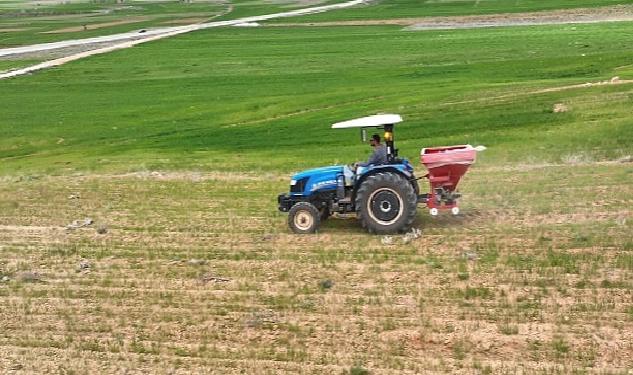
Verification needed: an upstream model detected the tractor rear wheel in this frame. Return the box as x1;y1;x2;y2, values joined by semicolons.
288;202;320;234
355;172;417;234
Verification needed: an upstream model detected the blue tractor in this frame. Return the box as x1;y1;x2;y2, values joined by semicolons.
278;114;420;234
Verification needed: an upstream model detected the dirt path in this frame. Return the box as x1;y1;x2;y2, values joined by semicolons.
41;17;151;34
0;0;366;79
265;4;633;29
435;76;633;109
408;5;633;30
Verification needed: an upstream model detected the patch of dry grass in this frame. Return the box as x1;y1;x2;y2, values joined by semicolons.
0;162;631;373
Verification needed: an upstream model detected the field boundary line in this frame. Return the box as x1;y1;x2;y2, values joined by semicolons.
0;170;287;183
265;4;633;29
431;77;633;109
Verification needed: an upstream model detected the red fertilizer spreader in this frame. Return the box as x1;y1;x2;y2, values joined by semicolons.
420;145;479;216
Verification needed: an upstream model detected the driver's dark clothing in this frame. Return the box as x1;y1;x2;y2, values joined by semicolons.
358;144;387;167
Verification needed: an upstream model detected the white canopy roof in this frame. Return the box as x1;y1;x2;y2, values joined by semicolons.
331;114;402;129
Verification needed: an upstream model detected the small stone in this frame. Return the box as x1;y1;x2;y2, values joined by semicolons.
553;103;568;113
318;279;334;290
381;236;394;245
66;217;93;230
17;271;42;283
78;260;91;271
401;228;422;244
188;259;206;266
68;194;80;199
463;252;478;261
1;276;9;282
199;273;230;283
617;155;632;164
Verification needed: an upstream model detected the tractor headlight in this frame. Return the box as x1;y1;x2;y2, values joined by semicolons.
290;177;309;193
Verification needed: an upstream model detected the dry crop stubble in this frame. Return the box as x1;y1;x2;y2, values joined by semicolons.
0;159;632;373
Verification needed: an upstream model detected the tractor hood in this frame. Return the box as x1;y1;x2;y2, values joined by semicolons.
290;165;344;195
292;165;343;180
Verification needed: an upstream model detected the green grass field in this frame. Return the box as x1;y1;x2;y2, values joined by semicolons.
2;0;633;48
1;0;633;373
2;21;632;175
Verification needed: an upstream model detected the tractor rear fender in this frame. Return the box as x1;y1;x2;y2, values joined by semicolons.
353;166;419;201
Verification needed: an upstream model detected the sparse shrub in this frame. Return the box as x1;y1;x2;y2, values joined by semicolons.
498;323;519;335
616;254;633;270
544;250;578;273
380;318;397;331
174;347;194;357
551;336;570;358
349;366;369;375
574;279;591;289
319;279;334;290
453;339;472;361
459;286;493;300
625;306;633;321
17;271;43;283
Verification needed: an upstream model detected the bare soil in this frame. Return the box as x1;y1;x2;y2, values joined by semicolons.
160;17;210;25
0;28;27;33
41;17;150;34
265;4;633;29
0;161;631;373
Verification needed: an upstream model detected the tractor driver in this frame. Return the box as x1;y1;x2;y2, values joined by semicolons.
355;134;387;168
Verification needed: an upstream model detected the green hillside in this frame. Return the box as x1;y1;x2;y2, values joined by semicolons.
2;22;632;175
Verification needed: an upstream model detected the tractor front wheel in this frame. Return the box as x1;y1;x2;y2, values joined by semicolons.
355;172;417;234
288;202;321;234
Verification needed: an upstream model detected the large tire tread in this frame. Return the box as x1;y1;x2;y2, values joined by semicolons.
355;172;417;234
